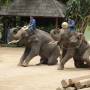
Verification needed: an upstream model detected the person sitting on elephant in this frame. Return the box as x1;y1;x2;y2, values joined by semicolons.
50;22;69;42
60;22;69;34
68;17;76;32
28;16;36;33
58;22;70;46
8;27;60;67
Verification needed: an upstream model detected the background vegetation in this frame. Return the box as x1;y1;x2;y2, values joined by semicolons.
0;0;90;43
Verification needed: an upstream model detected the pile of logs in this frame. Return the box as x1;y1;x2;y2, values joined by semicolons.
56;75;90;90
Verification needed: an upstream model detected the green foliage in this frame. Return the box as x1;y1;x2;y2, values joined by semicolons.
66;0;90;21
65;0;90;32
84;26;90;41
0;0;13;7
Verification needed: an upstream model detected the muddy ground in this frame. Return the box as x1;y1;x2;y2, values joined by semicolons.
0;47;90;90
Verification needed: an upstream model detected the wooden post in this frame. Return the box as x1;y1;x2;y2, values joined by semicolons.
56;17;58;29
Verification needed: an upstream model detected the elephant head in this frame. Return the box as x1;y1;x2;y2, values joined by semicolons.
8;26;29;44
69;32;85;47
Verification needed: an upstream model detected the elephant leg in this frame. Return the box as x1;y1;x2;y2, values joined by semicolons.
58;48;75;70
47;56;58;65
22;43;40;67
73;56;88;68
82;48;90;67
36;57;48;65
60;49;67;62
40;58;48;64
47;47;59;65
48;56;58;65
18;47;30;66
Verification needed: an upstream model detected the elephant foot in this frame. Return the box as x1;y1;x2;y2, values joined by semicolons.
57;65;64;70
17;63;23;66
22;63;29;67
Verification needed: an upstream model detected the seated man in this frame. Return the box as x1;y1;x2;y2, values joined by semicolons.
50;22;69;41
28;16;36;33
68;18;76;32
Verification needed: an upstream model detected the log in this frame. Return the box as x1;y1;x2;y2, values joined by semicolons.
74;79;90;89
68;75;90;83
78;87;90;90
61;80;70;88
61;75;90;88
65;87;75;90
61;79;76;88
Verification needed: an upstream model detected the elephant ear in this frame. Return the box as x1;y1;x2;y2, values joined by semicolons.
77;33;86;47
77;33;85;41
28;35;39;43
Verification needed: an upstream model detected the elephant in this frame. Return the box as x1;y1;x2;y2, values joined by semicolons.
50;28;61;41
9;27;60;67
50;29;84;69
57;31;90;70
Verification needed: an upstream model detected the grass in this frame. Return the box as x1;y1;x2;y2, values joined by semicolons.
84;25;90;41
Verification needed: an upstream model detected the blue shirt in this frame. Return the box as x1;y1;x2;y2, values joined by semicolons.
29;18;36;31
68;19;76;32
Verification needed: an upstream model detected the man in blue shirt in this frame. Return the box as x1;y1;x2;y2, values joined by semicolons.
68;18;76;32
29;16;36;33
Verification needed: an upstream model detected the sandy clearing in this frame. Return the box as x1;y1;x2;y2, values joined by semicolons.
0;47;90;90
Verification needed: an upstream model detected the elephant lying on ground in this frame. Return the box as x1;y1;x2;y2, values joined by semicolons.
9;27;60;67
57;31;90;70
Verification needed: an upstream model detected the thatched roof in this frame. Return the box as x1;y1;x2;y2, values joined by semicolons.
0;0;66;17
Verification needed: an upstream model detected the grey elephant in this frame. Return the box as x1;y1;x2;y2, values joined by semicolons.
50;28;61;41
9;27;60;67
58;31;90;70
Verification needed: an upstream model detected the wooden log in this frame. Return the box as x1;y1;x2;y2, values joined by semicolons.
65;87;75;90
61;79;76;88
61;80;69;88
68;75;90;83
61;75;90;89
78;87;90;90
65;75;90;88
74;79;90;89
74;82;84;89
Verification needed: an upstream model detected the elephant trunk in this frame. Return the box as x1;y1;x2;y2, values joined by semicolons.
8;34;20;44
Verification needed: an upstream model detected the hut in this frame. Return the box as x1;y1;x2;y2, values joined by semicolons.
0;0;66;43
0;0;66;26
0;0;65;16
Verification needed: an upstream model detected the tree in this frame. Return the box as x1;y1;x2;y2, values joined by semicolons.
0;0;13;8
65;0;90;33
57;0;69;4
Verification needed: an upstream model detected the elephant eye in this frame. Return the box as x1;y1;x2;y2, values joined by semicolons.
13;29;17;34
77;36;81;40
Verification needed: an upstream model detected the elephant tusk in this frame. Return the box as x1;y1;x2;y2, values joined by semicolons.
48;41;58;45
8;40;20;44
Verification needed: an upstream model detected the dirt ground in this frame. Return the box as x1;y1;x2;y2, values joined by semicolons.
0;47;90;90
